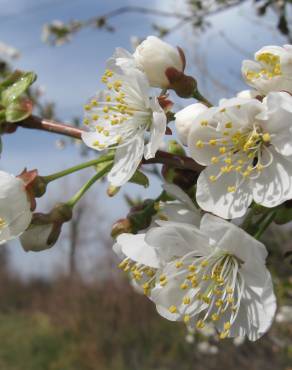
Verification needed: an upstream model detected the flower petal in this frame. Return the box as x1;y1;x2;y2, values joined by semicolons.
145;222;211;263
108;131;144;186
196;165;253;219
252;147;292;207
114;233;160;268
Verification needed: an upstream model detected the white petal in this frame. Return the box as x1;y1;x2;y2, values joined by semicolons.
145;222;211;263
252;147;292;207
196;166;253;219
114;233;160;268
175;103;208;146
200;214;268;264
144;101;167;159
258;92;292;156
108;132;144;186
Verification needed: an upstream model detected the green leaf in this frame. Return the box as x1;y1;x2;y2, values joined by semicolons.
129;170;149;188
1;71;37;107
5;98;33;123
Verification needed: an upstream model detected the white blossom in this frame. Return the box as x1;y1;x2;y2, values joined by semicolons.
175;103;208;146
0;171;32;244
242;45;292;95
188;92;292;219
107;35;185;88
114;184;201;293
82;67;166;186
146;215;276;341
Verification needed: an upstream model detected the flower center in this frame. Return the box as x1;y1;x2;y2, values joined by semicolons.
83;69;150;150
167;252;244;339
246;52;282;81
196;120;272;192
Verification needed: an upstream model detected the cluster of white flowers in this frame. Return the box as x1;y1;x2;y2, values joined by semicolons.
1;36;290;345
81;38;292;342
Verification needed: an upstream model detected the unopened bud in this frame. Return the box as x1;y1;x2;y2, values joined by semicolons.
50;202;73;223
107;185;121;197
111;218;132;238
165;68;197;98
20;223;55;252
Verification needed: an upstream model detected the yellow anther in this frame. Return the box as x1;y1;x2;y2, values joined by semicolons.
83;118;90;125
201;260;209;267
227;186;236;193
159;274;167;282
200;120;208;127
103;130;109;137
235;166;242;172
188;265;196;272
175;261;183;268
262;132;271;142
227;296;234;304
211;157;219;164
196;320;205;329
226;287;233;294
215;299;224;307
107;83;113;90
92;114;99;121
91;100;98;107
224;157;232;165
180;283;188;290
209;175;217;182
113;80;122;91
169;305;177;314
184;315;190;323
202;296;211;304
219;146;226;154
202;274;210;281
224;322;231;331
212;313;220;321
103;106;109;113
106;95;111;102
225;122;233;129
209;139;217;146
196;140;204;148
105;69;114;77
183;296;191;305
84;104;91;111
219;331;229;339
160;279;168;287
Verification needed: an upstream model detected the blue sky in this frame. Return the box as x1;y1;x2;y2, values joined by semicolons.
0;0;290;278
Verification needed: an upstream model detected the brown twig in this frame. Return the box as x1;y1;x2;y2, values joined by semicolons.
15;115;203;173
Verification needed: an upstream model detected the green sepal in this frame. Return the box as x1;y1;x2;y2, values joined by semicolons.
129;170;149;188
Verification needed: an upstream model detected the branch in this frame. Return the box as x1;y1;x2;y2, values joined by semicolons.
14;115;203;173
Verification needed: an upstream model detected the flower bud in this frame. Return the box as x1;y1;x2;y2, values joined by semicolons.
20;203;73;252
175;103;208;145
111;218;132;238
165;69;197;98
107;185;121;197
20;223;55;252
133;36;185;88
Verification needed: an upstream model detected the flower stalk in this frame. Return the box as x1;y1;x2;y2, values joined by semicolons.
66;161;113;208
43;154;114;183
